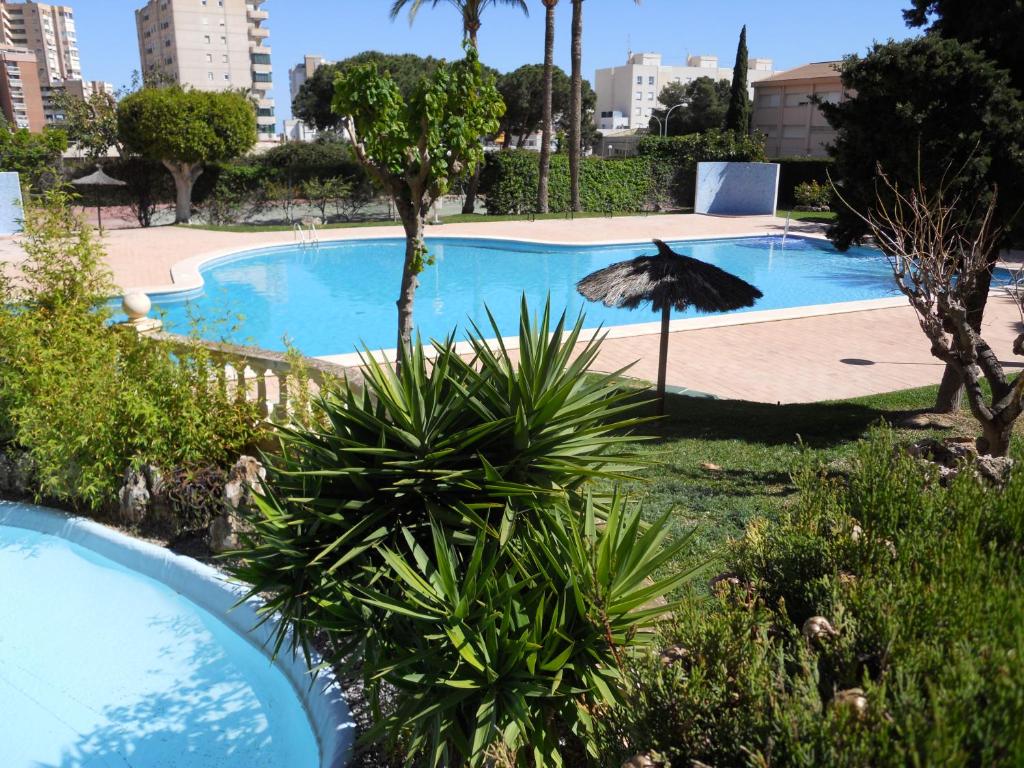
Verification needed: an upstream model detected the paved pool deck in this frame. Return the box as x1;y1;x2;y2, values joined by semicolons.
1;213;1020;405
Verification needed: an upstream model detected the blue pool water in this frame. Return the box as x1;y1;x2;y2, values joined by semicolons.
155;235;902;357
0;521;320;768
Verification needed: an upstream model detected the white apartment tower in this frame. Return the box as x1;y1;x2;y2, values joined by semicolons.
0;1;83;123
135;0;275;138
595;52;777;131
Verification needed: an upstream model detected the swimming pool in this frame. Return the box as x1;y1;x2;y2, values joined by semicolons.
0;503;351;767
154;235;902;357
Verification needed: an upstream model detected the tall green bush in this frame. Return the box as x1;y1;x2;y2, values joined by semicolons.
482;151;655;215
0;189;263;510
230;300;703;765
638;130;767;208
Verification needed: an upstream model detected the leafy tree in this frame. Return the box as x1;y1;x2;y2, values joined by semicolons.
821;36;1024;412
651;77;731;136
117;86;257;224
497;64;570;148
51;89;120;161
390;0;528;213
538;0;559;213
904;0;1024;91
332;47;504;366
292;52;443;132
0;125;67;189
725;25;751;132
568;0;640;211
301;176;353;224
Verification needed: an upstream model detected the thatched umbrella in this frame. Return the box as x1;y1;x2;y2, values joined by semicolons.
72;166;126;233
577;239;763;413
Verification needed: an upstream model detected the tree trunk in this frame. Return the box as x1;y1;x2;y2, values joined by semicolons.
537;1;557;214
395;205;426;370
933;258;996;412
656;305;670;416
569;0;583;213
164;160;203;224
460;24;482;215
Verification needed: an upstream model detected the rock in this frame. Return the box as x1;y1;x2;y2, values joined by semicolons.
832;688;869;718
208;455;265;553
0;450;35;496
621;755;658;768
117;466;149;527
802;616;839;644
976;455;1014;486
709;572;742;595
700;461;723;472
142;464;175;531
659;644;690;666
906;438;975;467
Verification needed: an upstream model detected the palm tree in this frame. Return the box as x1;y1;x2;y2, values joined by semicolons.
537;0;558;214
390;0;528;213
568;0;640;212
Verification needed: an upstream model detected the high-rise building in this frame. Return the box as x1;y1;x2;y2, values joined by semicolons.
134;0;275;139
594;52;777;132
0;1;84;125
0;45;44;130
288;54;328;104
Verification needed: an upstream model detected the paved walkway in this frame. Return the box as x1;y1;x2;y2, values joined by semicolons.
1;214;1020;405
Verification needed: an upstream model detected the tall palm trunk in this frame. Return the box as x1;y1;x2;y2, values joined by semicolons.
460;24;484;215
537;0;557;213
569;0;583;212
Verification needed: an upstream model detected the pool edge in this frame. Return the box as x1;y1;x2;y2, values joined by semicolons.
0;500;355;768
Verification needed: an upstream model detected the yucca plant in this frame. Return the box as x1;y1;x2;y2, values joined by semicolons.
228;299;697;762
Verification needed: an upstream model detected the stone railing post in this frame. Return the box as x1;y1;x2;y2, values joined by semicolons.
119;292;163;336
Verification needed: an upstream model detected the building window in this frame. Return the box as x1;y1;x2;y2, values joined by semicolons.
204;34;211;43
253;71;272;82
648;76;655;85
816;91;841;104
634;90;641;100
207;71;214;80
164;38;172;47
220;36;226;44
784;93;805;107
205;53;213;62
634;107;641;116
222;54;228;62
647;92;654;100
223;73;230;80
635;75;642;84
756;92;780;107
782;125;806;138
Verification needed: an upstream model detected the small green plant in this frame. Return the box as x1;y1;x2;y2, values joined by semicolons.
300;176;352;223
793;179;832;208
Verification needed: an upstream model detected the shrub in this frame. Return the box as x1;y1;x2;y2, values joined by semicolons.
230;300;705;764
775;157;834;207
601;428;1024;766
0;188;264;511
481;151;654;215
198;163;271;225
793;180;831;208
638;129;767;208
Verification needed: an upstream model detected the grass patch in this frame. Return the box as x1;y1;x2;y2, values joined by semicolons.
777;208;838;223
621;384;1017;558
186;209;685;233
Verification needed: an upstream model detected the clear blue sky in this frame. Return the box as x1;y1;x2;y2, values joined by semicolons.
74;0;916;126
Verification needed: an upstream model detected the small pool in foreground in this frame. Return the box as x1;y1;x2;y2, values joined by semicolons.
155;235;906;356
0;505;326;767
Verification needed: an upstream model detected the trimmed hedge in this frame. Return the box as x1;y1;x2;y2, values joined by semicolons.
481;150;655;215
773;157;835;207
638;130;767;208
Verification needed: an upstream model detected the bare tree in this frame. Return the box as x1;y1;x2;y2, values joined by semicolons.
845;169;1023;456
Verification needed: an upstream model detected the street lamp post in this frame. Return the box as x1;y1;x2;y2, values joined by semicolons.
662;101;688;137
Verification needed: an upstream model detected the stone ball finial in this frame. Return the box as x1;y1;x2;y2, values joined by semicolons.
122;292;152;321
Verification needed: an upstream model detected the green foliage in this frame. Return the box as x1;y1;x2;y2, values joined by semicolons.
602;427;1024;766
0;190;263;510
497;63;571;148
197;163;271;225
725;25;751;132
651;77;732;136
255;135;366;187
775;157;834;206
51;88;120;161
117;86;257;166
293;52;443;132
301;176;354;223
229;300;705;764
481;150;655;214
793;180;831;208
0;125;68;189
822;36;1024;250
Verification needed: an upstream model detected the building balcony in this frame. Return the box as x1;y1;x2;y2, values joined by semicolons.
248;25;269;40
247;7;269;22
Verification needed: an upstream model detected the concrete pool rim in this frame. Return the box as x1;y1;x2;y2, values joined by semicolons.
0;500;354;768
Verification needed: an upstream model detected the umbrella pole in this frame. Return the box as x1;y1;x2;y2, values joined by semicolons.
656;304;670;415
97;203;102;235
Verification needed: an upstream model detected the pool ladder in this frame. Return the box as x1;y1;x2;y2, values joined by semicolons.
294;218;321;249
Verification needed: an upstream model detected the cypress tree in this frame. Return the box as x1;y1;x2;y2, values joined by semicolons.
725;25;750;132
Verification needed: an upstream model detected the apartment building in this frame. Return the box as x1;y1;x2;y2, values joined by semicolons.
595;52;776;131
288;53;328;103
0;1;86;124
0;45;43;130
750;62;846;158
135;0;275;138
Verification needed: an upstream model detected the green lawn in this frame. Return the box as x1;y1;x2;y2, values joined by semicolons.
777;208;838;223
619;384;1014;559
